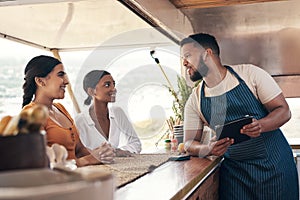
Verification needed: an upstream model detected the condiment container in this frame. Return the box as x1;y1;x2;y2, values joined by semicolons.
165;139;171;150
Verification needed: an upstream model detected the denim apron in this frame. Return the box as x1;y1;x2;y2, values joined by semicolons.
200;66;299;200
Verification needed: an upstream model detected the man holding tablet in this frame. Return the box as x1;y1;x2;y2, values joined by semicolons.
181;33;298;199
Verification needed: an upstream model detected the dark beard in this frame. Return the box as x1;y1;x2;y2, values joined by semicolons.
190;70;202;82
190;57;208;81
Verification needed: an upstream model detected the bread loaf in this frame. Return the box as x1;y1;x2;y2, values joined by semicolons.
0;115;13;135
0;104;49;136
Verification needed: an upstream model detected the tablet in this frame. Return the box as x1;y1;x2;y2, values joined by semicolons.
215;115;253;144
168;154;191;161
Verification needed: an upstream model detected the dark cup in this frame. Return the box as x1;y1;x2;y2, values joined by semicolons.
0;132;48;171
175;135;183;144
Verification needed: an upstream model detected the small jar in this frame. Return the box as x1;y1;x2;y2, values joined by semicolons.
165;139;171;150
171;138;178;152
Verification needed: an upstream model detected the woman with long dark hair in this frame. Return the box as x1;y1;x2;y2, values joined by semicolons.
22;55;115;166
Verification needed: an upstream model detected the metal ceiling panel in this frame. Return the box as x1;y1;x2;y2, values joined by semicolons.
122;0;300;97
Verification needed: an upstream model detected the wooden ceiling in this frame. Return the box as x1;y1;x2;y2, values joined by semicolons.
169;0;287;9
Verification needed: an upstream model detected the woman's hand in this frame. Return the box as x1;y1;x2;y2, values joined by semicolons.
90;143;116;164
241;118;262;138
115;148;132;157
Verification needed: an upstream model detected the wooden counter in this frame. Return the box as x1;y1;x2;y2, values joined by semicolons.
116;156;222;200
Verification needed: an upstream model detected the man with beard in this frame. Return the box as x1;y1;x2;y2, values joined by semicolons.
180;33;298;199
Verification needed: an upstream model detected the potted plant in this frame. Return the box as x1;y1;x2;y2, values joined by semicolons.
150;51;201;144
167;76;201;125
166;75;193;127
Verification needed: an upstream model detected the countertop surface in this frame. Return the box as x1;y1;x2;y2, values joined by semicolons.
116;156;222;200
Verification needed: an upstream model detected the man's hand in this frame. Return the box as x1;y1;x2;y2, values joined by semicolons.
241;118;262;138
209;137;234;156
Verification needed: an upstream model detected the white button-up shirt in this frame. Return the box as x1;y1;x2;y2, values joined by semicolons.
75;106;142;153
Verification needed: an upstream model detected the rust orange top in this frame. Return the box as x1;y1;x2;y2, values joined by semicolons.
23;102;80;159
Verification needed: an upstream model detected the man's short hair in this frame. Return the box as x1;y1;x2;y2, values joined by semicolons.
180;33;220;56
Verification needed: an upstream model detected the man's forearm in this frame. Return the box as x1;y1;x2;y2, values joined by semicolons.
185;140;211;157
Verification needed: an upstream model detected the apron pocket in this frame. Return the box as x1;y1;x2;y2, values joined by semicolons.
226;137;267;161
